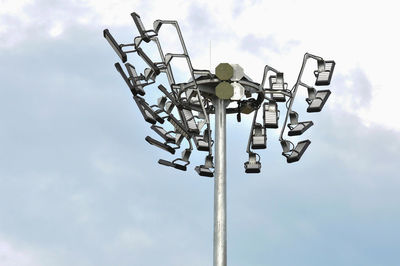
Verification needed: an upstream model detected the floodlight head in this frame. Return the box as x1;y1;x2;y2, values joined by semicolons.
136;47;161;75
181;148;192;161
314;60;335;86
114;63;137;95
103;29;127;62
158;159;187;171
133;96;164;124
269;73;286;102
167;114;190;139
125;63;146;96
244;153;261;173
131;12;154;43
182;109;200;134
263;101;279;128
281;139;311;163
251;123;266;149
145;136;176;154
288;121;314;136
195;155;214;177
157;96;167;109
151;125;176;143
306;90;331;112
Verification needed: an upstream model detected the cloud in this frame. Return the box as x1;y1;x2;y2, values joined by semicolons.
240;33;300;55
0;238;40;266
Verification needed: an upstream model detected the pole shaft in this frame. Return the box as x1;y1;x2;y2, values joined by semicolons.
214;99;227;266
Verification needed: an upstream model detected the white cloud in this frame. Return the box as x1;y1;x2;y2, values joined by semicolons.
0;239;39;266
49;22;63;37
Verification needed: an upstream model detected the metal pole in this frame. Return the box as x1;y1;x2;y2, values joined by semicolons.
214;98;227;266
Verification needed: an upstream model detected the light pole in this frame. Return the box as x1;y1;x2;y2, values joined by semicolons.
104;12;335;266
214;98;227;266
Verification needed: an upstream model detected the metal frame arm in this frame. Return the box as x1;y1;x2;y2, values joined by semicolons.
279;53;323;141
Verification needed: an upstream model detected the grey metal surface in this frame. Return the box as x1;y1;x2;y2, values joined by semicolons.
214;98;227;266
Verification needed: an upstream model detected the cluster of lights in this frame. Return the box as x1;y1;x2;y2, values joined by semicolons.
104;12;335;176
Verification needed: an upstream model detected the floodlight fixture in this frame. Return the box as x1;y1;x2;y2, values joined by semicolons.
103;29;128;62
158;158;187;171
136;47;161;75
167;114;190;139
125;63;146;96
194;129;212;151
281;139;311;163
269;73;286;102
244;152;261;173
251;123;267;149
114;62;137;95
287;111;314;136
133;96;164;124
181;108;200;134
104;12;335;266
306;90;331;113
288;121;314;136
131;12;157;43
195;155;214;177
315;60;336;86
145;136;176;154
263;101;279;128
150;125;176;143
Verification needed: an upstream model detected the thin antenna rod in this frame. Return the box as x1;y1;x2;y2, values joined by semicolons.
210;40;212;71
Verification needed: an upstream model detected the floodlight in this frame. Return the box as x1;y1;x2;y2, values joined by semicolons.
167;114;190;139
306;90;331;113
288;121;314;136
244;153;261;173
145;136;176;154
269;72;286;102
182;109;199;134
151;125;176;143
251;123;266;149
195;155;214;177
194;130;212;151
158;158;187;171
181;148;192;162
286;111;314;136
315;60;335;86
184;89;198;104
133;97;164;124
125;63;146;96
157;96;167;109
136;47;161;75
131;12;156;43
103;29;127;62
164;102;175;114
114;63;137;95
263;101;279;128
157;85;178;105
143;68;156;81
281;139;311;163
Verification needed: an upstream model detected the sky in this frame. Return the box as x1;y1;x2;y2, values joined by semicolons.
1;0;400;265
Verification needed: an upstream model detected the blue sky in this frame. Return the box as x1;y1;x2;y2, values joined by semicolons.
1;0;400;265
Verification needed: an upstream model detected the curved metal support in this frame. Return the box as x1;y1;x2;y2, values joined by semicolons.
279;53;324;141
